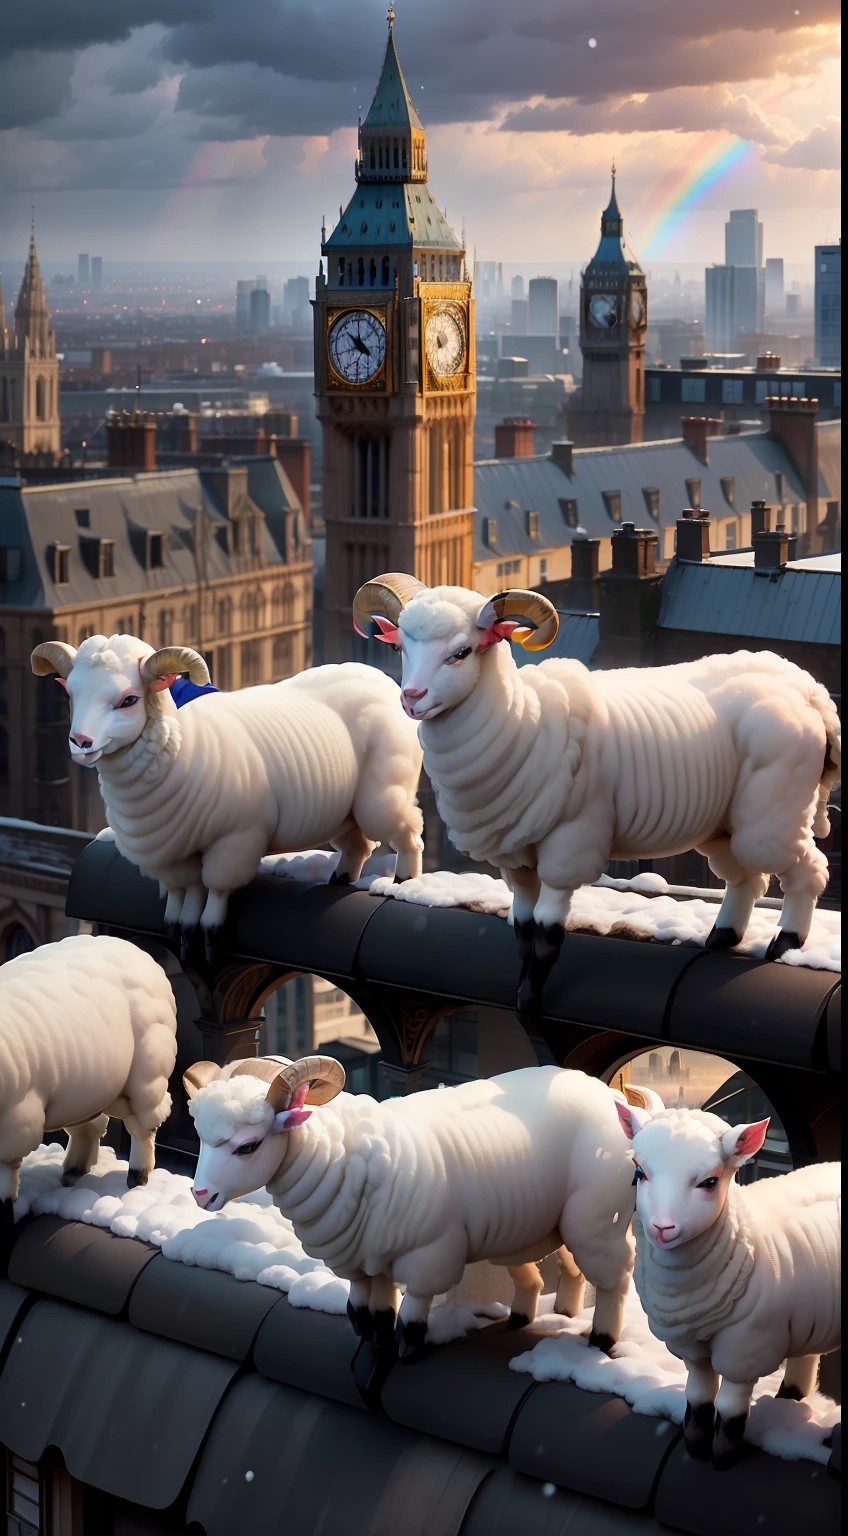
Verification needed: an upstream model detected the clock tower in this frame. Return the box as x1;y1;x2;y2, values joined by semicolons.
315;9;475;662
569;172;647;448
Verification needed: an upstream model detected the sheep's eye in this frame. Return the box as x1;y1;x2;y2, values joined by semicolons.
698;1176;719;1191
391;644;401;654
448;647;472;664
632;1166;646;1185
235;1140;262;1157
117;695;139;709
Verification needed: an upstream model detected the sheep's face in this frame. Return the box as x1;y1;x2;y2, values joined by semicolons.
395;589;513;721
616;1105;770;1250
64;635;168;765
190;1077;310;1211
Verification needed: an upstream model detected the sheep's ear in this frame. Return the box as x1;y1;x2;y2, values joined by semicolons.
614;1097;653;1139
624;1083;666;1114
721;1119;769;1167
183;1061;221;1098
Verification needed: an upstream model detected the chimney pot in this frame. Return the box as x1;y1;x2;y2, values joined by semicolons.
495;417;537;459
676;510;711;562
750;499;771;538
551;439;574;475
753;527;790;574
611;523;658;577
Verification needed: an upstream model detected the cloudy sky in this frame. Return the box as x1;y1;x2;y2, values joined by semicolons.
0;0;840;271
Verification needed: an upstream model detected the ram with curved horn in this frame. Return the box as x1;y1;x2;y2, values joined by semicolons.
352;573;840;1021
31;630;423;952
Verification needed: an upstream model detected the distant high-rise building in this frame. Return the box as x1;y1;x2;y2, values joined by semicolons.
283;276;310;329
474;260;497;300
236;279;255;335
91;256;103;291
569;174;647;447
528;276;558;336
511;274;525;300
765;257;784;317
705;264;765;350
78;254;90;289
786;291;802;318
249;283;271;334
725;209;763;268
511;296;529;332
815;245;841;366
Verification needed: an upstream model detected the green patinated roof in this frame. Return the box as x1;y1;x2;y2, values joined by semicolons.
363;28;423;131
325;183;461;252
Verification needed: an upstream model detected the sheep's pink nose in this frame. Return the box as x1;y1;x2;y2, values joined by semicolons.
192;1188;209;1207
72;733;94;750
653;1222;677;1240
402;686;427;703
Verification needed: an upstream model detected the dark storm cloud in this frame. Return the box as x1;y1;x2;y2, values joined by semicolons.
4;2;204;54
0;51;75;131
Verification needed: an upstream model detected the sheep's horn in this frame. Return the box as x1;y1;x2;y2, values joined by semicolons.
31;641;78;678
352;573;427;640
140;646;210;686
229;1057;295;1087
183;1061;222;1098
477;589;559;651
266;1055;346;1112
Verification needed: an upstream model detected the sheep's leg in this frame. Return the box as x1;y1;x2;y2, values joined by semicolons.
61;1112;109;1185
200;831;266;951
767;842;829;959
396;1290;434;1363
698;836;769;950
713;1377;755;1470
553;1244;585;1318
778;1353;819;1401
351;777;425;885
389;823;423;884
369;1273;401;1351
347;1277;375;1339
163;887;186;933
683;1359;720;1460
503;866;541;984
0;1158;23;1207
506;1262;545;1329
178;883;207;934
329;823;374;886
517;882;573;1018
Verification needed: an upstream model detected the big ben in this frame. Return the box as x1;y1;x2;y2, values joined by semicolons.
315;8;475;662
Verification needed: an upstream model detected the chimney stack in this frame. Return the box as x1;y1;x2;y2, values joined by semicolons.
107;411;157;473
610;522;658;577
568;535;600;609
675;508;711;562
681;416;722;463
753;525;790;574
766;396;819;549
597;524;663;666
495;418;536;459
749;500;771;539
274;437;312;519
756;352;781;372
550;440;574;475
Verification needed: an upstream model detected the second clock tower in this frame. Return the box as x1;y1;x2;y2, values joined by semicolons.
315;10;475;662
569;173;647;448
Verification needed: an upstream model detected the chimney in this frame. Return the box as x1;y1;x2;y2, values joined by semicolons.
681;416;722;463
274;437;312;518
200;464;250;521
107;411;157;472
675;508;711;562
756;352;781;372
550;440;574;475
766;396;819;547
753;525;790;574
172;412;199;454
597;524;663;666
495;418;536;459
610;522;658;577
749;500;772;539
568;535;600;609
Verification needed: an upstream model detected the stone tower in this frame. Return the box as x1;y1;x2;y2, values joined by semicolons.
569;173;647;448
315;9;475;662
0;219;61;463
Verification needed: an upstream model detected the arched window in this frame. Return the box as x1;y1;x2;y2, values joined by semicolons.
281;581;296;624
273;633;294;679
381;256;390;286
216;595;232;636
369;258;377;287
338;258;345;287
4;923;36;960
357;257;365;286
35;377;45;420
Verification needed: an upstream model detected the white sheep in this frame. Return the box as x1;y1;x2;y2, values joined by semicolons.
31;635;424;947
0;934;178;1227
352;575;841;1014
184;1056;643;1360
616;1099;841;1470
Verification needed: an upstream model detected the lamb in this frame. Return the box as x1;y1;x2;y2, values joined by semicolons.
184;1055;644;1361
616;1099;841;1470
0;934;178;1229
352;574;840;1015
31;635;423;948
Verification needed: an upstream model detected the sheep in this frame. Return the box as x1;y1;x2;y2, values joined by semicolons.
352;574;841;1016
615;1099;841;1470
184;1055;646;1361
0;934;178;1231
31;635;424;950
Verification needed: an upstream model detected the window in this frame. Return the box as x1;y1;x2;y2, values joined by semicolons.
496;559;521;577
774;471;784;503
685;478;702;509
81;537;114;579
642;488;660;522
216;595;233;635
157;608;174;647
791;380;806;397
647;377;662;404
6;1451;42;1531
35;377;46;420
602;490;622;523
484;517;498;549
273;633;294;678
47;544;70;585
146;531;164;569
539;557;549;584
0;547;23;583
77;624;95;645
681;377;706;404
755;380;769;404
559;498;579;528
74;508;90;528
240;639;262;686
721;378;744;405
215;644;232;690
526;510;540;539
720;477;735;507
724;521;737;550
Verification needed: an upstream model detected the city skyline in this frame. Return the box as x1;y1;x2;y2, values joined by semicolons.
0;1;840;266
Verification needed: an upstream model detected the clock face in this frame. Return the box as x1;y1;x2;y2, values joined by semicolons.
630;291;645;327
588;293;619;329
328;310;387;384
425;309;465;378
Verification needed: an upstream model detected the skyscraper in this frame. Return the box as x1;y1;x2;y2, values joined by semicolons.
705;264;765;350
91;256;103;291
511;274;525;300
78;254;89;289
249;283;271;334
815;245;841;366
283;276;310;328
236;279;254;335
765;257;784;317
725;209;763;268
528;277;558;336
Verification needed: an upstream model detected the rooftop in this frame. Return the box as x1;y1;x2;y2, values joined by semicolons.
659;549;841;647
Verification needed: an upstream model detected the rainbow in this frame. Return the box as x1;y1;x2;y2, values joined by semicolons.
631;134;756;258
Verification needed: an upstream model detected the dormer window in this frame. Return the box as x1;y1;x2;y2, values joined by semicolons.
484;517;498;549
642;488;660;521
146;531;164;570
526;510;540;540
49;544;70;584
81;536;115;579
685;478;701;509
720;477;735;507
559;498;578;527
74;508;90;528
602;490;622;523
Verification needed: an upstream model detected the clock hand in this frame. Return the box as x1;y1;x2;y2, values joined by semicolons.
353;330;372;357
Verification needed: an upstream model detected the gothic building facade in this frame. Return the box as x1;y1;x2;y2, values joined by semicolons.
314;13;476;662
568;176;648;448
0;223;62;465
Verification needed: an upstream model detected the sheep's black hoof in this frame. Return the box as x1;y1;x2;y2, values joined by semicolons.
684;1402;716;1460
346;1301;374;1340
588;1330;615;1356
776;1381;805;1401
166;921;179;940
712;1413;748;1470
328;870;351;887
514;917;537;976
826;1423;840;1480
397;1319;429;1363
705;925;740;951
61;1167;86;1187
126;1168;148;1189
765;930;802;960
202;928;222;963
372;1308;398;1351
507;1310;530;1331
